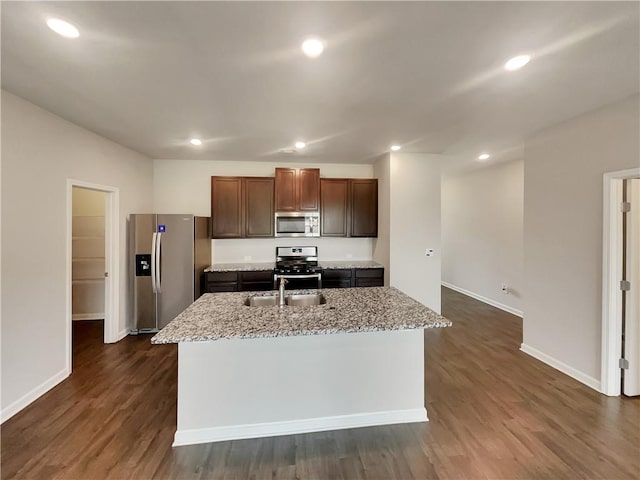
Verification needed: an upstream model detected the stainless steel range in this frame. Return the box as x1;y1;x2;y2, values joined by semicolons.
273;246;322;289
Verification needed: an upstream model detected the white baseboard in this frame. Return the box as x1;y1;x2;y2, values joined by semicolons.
116;328;129;341
520;343;601;392
442;281;523;318
173;408;428;447
1;368;70;424
72;313;104;321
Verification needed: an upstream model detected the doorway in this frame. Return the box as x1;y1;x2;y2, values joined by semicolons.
66;180;120;374
71;187;107;366
601;168;640;396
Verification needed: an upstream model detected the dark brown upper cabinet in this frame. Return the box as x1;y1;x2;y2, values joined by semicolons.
350;179;378;237
297;168;320;211
320;178;349;237
320;178;378;238
275;168;320;212
211;176;243;238
211;176;274;238
244;177;275;238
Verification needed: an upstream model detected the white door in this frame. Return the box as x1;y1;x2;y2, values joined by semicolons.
623;179;640;396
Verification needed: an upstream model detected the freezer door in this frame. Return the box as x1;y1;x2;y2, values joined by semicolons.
156;214;195;329
131;214;157;330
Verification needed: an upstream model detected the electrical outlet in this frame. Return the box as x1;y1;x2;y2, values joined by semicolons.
346;253;353;258
244;255;252;261
501;283;509;294
425;248;435;257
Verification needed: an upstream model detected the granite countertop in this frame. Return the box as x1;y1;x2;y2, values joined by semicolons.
204;260;383;272
204;262;274;272
151;286;451;344
319;260;382;269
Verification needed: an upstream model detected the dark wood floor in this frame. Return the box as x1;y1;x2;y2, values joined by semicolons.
2;289;639;479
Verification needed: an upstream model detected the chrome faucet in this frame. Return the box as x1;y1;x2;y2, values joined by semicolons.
278;277;288;306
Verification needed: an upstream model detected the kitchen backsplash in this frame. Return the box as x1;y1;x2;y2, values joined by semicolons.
211;237;374;263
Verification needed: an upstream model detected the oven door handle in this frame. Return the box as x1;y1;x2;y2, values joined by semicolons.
275;274;322;279
273;273;323;289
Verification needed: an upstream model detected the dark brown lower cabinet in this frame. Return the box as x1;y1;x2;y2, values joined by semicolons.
322;268;384;288
204;268;383;293
203;271;274;293
354;268;384;287
203;272;239;293
322;268;353;288
239;270;274;291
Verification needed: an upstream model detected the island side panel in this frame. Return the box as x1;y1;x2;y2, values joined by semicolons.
174;329;426;446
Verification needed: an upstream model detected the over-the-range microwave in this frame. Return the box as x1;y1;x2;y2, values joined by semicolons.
275;212;320;237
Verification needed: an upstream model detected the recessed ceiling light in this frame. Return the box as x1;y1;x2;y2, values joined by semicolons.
390;145;401;151
504;54;531;71
478;153;490;160
295;141;306;149
46;18;79;38
189;138;202;146
301;37;325;58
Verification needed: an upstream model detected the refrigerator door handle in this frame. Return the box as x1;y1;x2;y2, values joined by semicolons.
156;232;162;293
151;232;158;293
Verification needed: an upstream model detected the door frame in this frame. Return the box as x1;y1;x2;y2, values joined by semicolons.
601;167;640;396
66;179;120;373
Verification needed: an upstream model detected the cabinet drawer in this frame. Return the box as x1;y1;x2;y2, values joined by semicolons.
322;269;352;280
239;270;274;282
354;278;383;287
206;272;238;282
323;279;353;289
205;283;238;293
354;268;383;278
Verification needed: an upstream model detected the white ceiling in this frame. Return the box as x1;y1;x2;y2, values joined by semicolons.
2;2;638;169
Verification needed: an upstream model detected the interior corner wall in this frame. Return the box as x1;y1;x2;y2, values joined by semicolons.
523;94;640;385
442;159;524;315
373;154;391;286
1;91;154;421
388;153;442;313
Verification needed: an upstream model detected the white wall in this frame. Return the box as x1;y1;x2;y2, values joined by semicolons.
153;159;375;263
442;159;524;315
1;91;153;421
374;153;441;312
373;155;391;286
390;153;442;313
523;94;640;387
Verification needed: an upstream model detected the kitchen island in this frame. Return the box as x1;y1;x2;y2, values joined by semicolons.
152;287;450;446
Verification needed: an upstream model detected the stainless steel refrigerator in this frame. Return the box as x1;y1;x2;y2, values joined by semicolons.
130;214;210;332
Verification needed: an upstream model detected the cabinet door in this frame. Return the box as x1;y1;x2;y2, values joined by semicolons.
350;179;378;237
320;179;349;237
245;177;274;237
354;268;384;287
211;177;244;238
322;268;353;288
275;168;297;211
204;272;239;293
239;270;275;291
298;168;320;211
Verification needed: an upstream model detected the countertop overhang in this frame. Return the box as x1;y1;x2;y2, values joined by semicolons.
151;286;451;344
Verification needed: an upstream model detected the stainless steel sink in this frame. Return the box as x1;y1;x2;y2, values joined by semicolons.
244;295;279;307
285;293;327;307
